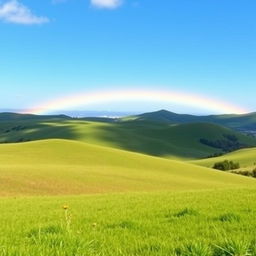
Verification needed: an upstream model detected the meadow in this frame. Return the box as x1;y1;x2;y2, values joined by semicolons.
193;147;256;177
0;139;254;196
193;148;256;168
0;189;256;256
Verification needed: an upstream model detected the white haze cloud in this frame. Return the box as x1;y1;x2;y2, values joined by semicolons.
91;0;122;9
0;0;49;25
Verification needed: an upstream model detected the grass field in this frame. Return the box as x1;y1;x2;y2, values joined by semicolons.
0;189;256;255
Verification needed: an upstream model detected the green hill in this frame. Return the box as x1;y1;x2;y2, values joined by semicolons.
0;139;254;196
128;109;256;133
125;109;201;123
0;112;70;121
192;147;256;169
1;116;256;159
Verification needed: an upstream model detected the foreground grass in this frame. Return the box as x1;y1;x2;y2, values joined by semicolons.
0;189;256;255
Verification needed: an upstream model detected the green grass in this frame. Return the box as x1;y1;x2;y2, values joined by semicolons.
1;139;255;196
1;117;255;159
192;147;256;169
0;189;256;255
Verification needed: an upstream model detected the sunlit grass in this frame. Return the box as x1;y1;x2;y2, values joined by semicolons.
0;189;255;255
192;147;256;168
1;118;255;159
0;139;255;196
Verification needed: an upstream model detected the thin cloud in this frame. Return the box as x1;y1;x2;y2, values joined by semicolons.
0;0;49;25
91;0;123;9
52;0;68;4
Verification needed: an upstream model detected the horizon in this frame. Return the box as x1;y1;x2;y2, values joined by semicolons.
0;108;255;118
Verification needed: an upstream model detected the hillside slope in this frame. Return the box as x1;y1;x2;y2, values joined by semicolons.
129;110;256;132
0;112;70;121
192;147;256;168
1;117;256;159
0;139;255;196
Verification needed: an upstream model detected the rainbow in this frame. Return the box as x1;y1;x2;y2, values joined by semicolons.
24;89;248;115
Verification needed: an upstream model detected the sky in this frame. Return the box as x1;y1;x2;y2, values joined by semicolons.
0;0;255;115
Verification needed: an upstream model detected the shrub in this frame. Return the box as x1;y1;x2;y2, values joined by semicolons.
213;160;240;171
233;170;251;177
231;168;256;178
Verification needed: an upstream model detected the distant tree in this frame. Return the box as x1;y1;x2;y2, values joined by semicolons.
252;169;256;178
205;152;224;158
213;160;240;171
200;134;247;152
223;134;238;142
231;168;256;179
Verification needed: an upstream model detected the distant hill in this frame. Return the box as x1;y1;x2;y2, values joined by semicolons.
192;147;256;169
0;114;256;159
2;110;256;134
127;110;256;134
0;139;254;196
125;110;200;123
0;112;70;121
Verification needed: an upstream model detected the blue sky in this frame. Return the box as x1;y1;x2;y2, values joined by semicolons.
0;0;255;114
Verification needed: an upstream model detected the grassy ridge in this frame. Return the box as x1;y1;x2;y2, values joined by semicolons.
0;189;256;255
192;147;256;168
0;139;255;196
129;109;256;131
1;117;255;159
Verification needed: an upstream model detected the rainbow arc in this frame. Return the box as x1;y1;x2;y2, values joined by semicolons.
24;89;247;115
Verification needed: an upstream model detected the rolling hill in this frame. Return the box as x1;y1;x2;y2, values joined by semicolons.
128;109;256;133
2;110;256;132
0;139;255;196
192;147;256;169
1;115;256;159
0;112;70;121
